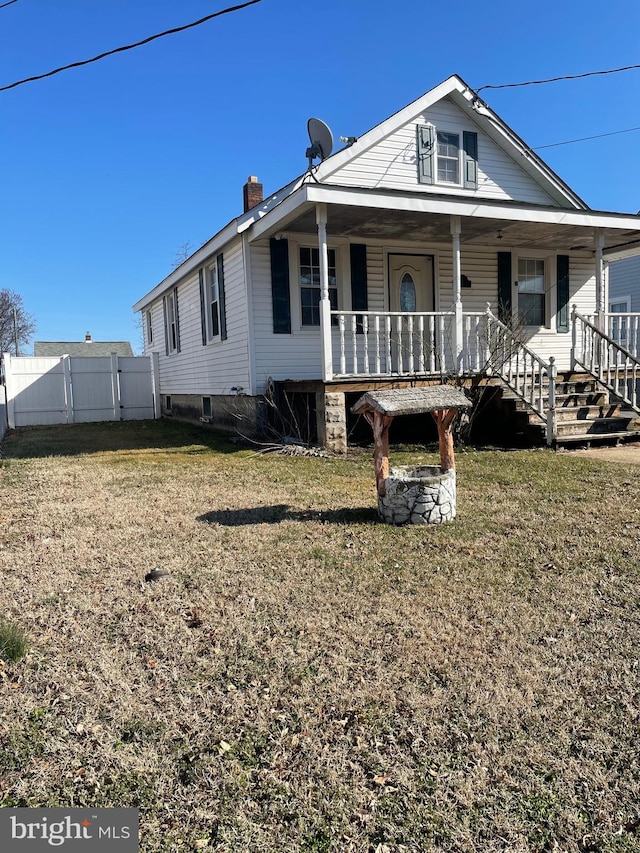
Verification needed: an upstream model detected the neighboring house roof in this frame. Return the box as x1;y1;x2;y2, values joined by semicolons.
34;341;134;357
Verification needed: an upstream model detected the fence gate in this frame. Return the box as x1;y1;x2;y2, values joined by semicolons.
1;352;158;428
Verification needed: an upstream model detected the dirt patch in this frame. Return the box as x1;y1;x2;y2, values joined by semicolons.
561;441;640;464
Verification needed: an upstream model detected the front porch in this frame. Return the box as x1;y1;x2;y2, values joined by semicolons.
279;307;640;452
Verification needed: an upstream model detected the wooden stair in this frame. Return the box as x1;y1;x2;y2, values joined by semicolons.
497;372;640;448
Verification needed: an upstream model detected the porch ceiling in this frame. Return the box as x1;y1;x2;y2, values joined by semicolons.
284;205;640;253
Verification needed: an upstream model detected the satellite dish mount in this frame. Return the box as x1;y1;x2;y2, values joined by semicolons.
306;118;334;169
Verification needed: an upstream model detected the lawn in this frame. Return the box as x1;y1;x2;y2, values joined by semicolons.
1;420;639;853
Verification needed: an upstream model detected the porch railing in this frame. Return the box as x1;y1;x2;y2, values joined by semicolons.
332;310;456;377
483;308;557;444
573;307;640;410
331;306;556;443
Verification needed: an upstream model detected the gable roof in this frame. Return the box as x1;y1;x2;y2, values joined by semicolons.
34;341;134;357
312;74;588;209
134;73;640;311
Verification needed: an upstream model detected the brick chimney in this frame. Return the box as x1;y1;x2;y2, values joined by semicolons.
243;176;263;212
85;332;92;342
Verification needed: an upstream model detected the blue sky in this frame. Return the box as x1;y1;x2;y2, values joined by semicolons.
1;0;639;353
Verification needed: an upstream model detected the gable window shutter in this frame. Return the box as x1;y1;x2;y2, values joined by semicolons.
556;254;570;333
497;252;512;324
270;237;291;334
199;269;207;345
463;131;478;190
350;243;368;334
162;295;169;356
174;287;181;353
417;125;434;185
217;253;227;341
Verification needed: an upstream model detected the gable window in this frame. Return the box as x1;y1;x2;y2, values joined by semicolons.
145;309;153;346
437;131;460;184
163;288;180;354
417;125;478;189
299;246;338;326
517;258;546;327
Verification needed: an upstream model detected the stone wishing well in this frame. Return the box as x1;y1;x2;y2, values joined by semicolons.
352;386;471;525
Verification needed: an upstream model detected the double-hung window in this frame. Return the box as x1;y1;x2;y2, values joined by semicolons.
436;131;460;184
517;258;546;327
145;310;153;346
199;255;227;344
609;297;631;346
164;288;180;353
207;262;220;340
299;246;338;326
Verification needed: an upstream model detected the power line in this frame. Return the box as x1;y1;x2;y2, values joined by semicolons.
0;0;262;93
0;0;19;8
477;62;640;93
533;125;640;150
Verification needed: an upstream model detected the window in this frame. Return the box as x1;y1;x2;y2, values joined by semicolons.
609;297;631;345
399;273;417;312
206;263;220;340
299;246;338;326
199;255;227;344
436;131;460;184
145;310;153;346
517;258;546;326
417;126;478;189
202;396;212;418
163;288;180;353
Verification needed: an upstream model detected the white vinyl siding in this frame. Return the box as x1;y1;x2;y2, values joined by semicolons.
150;239;250;396
609;256;640;314
326;96;556;206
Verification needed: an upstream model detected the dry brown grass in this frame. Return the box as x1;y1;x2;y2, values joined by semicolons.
1;421;639;853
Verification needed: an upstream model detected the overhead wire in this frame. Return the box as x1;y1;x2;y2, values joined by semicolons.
0;0;19;8
533;126;640;150
0;0;262;93
477;62;640;92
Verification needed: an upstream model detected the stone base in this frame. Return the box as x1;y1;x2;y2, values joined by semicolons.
378;465;456;525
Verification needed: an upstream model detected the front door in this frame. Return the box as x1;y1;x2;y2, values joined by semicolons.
389;255;434;313
388;255;435;372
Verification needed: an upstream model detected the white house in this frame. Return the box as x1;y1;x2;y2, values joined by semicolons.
133;74;640;450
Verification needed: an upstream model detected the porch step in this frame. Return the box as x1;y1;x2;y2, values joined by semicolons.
555;413;640;437
489;372;640;448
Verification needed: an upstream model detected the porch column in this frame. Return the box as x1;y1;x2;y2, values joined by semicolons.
317;203;333;381
594;229;605;331
451;215;463;372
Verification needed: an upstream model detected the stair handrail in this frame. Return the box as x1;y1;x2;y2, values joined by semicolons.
571;306;640;411
484;305;557;445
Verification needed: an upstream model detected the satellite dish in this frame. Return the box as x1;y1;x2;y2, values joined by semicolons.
306;117;333;167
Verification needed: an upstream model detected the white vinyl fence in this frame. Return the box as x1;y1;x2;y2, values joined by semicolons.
1;352;160;429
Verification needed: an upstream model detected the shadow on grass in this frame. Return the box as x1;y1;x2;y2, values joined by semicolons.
0;420;241;459
197;504;379;526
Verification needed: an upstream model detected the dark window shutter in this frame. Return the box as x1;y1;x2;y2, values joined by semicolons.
463;131;478;190
162;295;169;356
199;269;207;345
557;254;570;333
174;287;181;352
417;124;434;185
497;252;512;324
270;238;291;334
217;253;227;341
350;243;368;333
